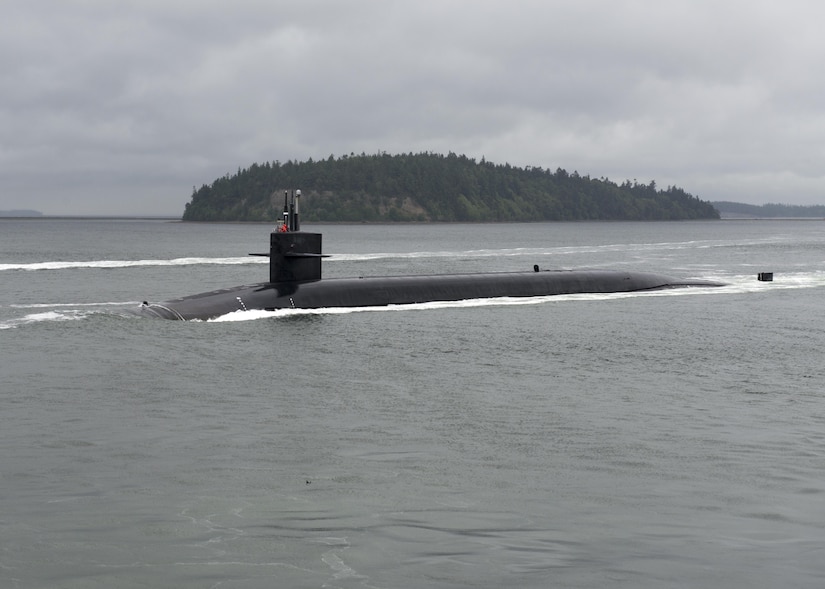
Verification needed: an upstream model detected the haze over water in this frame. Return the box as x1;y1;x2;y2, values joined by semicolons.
2;218;824;588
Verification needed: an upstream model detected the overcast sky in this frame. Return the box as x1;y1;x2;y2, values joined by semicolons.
3;0;824;215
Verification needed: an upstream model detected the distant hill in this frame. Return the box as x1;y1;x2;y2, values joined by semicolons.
713;201;825;218
0;209;43;217
183;152;720;222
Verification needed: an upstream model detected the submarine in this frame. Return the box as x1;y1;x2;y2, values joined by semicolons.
138;190;723;320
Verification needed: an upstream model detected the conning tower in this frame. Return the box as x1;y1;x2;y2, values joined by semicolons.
265;189;325;283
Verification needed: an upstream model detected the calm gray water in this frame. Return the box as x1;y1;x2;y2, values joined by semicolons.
2;218;825;588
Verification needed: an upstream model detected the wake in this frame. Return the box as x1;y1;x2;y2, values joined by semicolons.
0;302;139;330
4;271;823;328
0;236;789;272
0;257;266;272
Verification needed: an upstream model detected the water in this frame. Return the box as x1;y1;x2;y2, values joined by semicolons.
2;218;825;588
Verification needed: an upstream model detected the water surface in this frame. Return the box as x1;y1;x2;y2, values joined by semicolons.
2;218;824;588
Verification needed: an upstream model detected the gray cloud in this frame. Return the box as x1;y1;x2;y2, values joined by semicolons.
2;0;824;215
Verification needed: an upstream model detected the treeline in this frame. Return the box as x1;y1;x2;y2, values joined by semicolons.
713;201;825;218
182;152;719;222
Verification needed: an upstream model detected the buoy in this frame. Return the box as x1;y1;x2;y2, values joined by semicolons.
758;272;773;281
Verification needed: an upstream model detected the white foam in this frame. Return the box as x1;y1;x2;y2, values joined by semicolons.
0;301;141;329
0;310;89;330
205;289;705;323
10;301;140;309
0;257;266;271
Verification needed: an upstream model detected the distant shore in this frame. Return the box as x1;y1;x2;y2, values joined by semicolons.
0;209;43;217
0;213;180;220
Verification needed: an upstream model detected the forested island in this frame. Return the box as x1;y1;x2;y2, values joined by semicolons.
182;152;719;222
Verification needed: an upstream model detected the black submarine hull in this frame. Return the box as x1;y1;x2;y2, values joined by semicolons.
138;270;722;321
139;193;723;320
